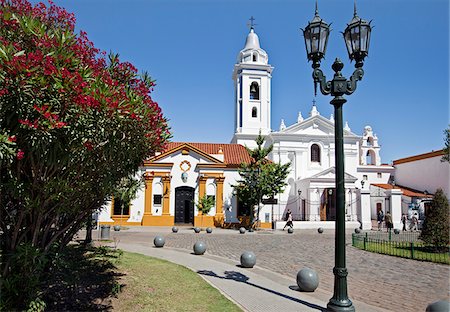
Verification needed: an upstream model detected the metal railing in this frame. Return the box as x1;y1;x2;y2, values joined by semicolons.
352;231;450;265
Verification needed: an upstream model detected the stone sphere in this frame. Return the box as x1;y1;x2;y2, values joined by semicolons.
240;251;256;268
194;227;201;233
206;227;213;234
296;268;319;292
113;225;121;231
393;228;400;234
354;228;361;234
426;300;450;312
172;226;178;233
153;236;165;248
239;227;246;234
193;241;206;255
288;227;294;234
317;227;324;234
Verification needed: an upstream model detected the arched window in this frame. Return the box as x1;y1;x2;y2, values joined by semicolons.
206;183;216;210
250;82;259;100
367;137;373;146
252;106;257;118
153;181;163;206
252;54;257;62
311;144;321;163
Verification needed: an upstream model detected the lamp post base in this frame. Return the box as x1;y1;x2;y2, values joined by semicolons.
326;302;355;312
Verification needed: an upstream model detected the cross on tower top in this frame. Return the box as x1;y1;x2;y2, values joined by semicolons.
247;16;257;29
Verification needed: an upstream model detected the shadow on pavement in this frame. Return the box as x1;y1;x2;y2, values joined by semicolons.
198;270;326;311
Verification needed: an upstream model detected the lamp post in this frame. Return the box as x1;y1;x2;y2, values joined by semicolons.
302;2;372;312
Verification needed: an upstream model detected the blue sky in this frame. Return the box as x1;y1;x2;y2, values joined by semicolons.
33;0;449;163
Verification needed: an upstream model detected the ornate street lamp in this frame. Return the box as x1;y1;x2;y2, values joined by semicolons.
302;2;372;312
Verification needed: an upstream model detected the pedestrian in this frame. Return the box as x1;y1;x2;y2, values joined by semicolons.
377;209;384;231
401;213;407;231
283;209;293;230
385;212;393;232
411;214;418;231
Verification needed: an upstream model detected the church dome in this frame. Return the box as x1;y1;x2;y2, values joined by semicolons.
237;28;268;65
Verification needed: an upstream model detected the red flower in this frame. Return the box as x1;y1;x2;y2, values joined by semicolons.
17;149;24;160
8;135;16;142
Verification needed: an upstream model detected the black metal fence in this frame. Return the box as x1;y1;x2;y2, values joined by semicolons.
352;231;450;265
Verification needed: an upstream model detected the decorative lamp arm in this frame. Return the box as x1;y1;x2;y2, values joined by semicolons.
313;67;332;96
345;67;364;95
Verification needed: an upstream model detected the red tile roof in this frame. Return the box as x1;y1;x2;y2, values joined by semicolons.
163;142;252;165
393;150;444;165
372;184;432;198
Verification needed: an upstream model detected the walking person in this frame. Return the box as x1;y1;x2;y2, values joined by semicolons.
411;214;419;231
385;212;393;232
377;209;384;231
401;213;408;231
283;209;293;230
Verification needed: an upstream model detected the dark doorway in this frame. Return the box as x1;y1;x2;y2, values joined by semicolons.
175;186;194;224
327;189;336;221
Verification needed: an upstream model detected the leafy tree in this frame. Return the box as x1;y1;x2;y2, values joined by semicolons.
0;1;169;308
196;194;215;227
111;174;144;227
442;126;450;163
419;189;449;250
233;133;290;228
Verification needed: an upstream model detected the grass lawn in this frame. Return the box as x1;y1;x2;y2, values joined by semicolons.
111;251;242;312
354;239;450;264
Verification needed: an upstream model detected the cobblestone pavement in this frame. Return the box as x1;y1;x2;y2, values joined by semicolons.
104;228;449;312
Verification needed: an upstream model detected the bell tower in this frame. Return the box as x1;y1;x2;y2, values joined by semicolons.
231;18;273;147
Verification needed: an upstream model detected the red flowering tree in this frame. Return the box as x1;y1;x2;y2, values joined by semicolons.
0;0;169;308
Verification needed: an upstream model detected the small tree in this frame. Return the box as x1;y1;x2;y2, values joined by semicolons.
233;133;290;228
196;195;215;227
441;126;450;163
419;189;449;250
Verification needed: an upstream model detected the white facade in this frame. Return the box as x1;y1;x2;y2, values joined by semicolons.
394;150;450;200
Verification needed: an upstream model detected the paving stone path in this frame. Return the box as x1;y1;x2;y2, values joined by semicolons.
109;228;449;312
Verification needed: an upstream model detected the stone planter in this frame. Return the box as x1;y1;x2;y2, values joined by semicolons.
153;236;165;248
193;241;206;255
296;268;319;292
240;251;256;268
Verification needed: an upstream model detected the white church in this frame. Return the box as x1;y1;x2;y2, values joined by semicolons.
99;26;409;230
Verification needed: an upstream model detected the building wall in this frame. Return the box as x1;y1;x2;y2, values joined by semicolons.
394;153;450;199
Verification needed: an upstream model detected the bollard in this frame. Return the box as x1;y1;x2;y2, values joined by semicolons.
240;251;256;268
193;241;206;255
296;268;319;292
153;236;165;248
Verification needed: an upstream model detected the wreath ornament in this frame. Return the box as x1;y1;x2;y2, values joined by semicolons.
180;160;191;183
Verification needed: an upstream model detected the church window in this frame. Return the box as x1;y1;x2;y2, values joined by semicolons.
153;195;162;205
153;182;163;206
311;144;321;163
113;197;130;216
377;173;382;178
250;82;259;100
367;137;373;146
252;106;257;118
253;54;257;62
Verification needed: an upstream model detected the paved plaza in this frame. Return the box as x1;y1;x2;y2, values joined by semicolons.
93;226;449;312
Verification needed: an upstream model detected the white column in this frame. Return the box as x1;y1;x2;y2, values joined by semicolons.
388;189;403;229
359;189;372;230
